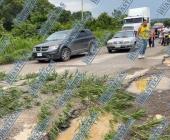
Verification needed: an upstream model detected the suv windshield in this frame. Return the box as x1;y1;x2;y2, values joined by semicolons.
114;31;134;38
46;30;71;41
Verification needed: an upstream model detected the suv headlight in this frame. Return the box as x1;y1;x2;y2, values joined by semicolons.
48;46;59;50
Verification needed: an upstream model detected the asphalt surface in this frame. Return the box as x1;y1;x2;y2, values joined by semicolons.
0;44;166;76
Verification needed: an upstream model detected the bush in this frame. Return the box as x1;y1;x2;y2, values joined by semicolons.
93;29;120;45
12;22;37;38
0;36;43;64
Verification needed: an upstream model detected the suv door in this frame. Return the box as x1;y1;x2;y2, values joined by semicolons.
73;30;93;54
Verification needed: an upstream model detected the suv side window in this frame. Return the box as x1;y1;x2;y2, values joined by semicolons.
78;30;88;38
87;30;93;36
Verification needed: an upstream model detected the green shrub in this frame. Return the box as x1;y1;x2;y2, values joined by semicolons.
0;36;43;64
38;103;52;122
93;29;119;45
0;88;23;117
0;72;6;81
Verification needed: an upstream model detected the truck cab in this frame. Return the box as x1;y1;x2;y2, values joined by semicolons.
122;7;150;32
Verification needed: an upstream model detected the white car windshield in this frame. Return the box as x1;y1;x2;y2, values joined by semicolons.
114;31;135;38
114;31;134;38
123;26;134;30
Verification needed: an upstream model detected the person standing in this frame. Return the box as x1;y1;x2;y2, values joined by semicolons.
159;29;164;45
137;19;150;59
149;29;156;47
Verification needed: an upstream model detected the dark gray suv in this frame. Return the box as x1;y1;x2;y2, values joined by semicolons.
32;29;96;62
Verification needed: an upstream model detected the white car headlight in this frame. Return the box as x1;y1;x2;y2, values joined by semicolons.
107;42;113;45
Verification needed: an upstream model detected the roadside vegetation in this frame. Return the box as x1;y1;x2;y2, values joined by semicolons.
0;88;33;117
0;72;6;80
0;36;43;64
0;71;170;139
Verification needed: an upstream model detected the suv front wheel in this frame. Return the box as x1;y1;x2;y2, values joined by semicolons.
60;48;71;61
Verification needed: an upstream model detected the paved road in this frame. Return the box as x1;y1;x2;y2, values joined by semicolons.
0;45;166;76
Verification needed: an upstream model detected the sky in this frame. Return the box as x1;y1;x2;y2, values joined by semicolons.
49;0;170;19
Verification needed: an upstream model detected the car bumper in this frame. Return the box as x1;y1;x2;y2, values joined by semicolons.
32;51;60;60
107;44;134;50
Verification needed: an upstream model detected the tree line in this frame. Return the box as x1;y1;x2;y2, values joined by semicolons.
0;0;170;38
0;0;126;38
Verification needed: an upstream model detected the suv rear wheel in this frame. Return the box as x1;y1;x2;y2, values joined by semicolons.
60;48;71;61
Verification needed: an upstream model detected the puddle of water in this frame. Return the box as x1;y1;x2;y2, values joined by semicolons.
127;78;149;94
135;78;149;92
57;113;117;140
127;76;170;94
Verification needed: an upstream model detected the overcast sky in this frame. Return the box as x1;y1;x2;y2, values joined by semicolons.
49;0;170;19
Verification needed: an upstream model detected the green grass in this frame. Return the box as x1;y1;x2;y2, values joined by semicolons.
38;102;52;122
41;71;74;94
0;36;43;64
103;89;146;122
0;72;6;81
48;106;72;140
76;74;108;101
130;118;169;140
104;131;116;140
0;87;35;117
0;88;32;117
25;73;38;79
93;29;120;44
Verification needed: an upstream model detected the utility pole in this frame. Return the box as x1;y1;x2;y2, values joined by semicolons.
81;0;84;21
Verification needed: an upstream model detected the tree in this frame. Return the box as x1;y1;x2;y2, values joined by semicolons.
72;11;92;21
112;9;122;18
58;10;72;23
0;0;23;30
95;13;113;29
164;19;170;27
0;0;54;31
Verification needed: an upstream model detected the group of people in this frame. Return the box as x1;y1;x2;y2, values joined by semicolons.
158;27;170;46
137;19;170;59
147;26;170;48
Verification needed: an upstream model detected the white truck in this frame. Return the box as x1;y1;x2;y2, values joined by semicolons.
122;7;151;32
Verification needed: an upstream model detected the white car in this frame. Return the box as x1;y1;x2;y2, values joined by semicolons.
107;30;136;53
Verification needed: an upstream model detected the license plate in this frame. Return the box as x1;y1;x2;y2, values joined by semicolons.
37;53;42;57
115;44;121;48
